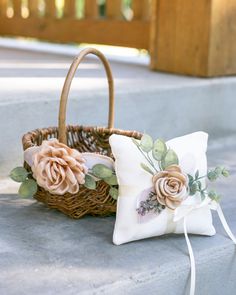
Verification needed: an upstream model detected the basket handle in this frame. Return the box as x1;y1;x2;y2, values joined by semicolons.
58;48;115;144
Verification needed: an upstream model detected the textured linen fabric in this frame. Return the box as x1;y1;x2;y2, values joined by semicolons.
109;132;216;245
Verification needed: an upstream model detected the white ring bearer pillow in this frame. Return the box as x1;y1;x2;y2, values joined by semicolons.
110;132;215;245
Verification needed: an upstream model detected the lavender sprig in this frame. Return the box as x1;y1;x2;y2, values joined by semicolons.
137;191;165;216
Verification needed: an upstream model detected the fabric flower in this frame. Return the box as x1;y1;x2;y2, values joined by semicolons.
30;139;87;195
152;165;188;210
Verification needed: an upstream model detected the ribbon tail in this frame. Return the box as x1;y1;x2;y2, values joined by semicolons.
217;205;236;245
184;217;196;295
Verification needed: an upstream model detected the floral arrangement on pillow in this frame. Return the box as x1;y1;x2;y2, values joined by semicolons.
132;134;228;218
10;139;118;200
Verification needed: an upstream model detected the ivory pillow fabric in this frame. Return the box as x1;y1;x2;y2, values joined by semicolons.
109;132;216;245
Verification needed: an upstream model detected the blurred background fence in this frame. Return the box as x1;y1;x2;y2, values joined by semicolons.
0;0;236;77
0;0;150;49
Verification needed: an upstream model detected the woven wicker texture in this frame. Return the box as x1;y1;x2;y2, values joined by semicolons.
22;48;142;219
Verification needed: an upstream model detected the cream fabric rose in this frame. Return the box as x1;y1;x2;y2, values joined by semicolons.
31;139;87;195
152;165;188;210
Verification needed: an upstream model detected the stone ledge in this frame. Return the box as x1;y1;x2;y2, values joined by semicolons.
0;171;235;295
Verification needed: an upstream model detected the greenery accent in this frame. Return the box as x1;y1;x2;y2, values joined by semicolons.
132;134;230;208
152;139;167;161
10;163;119;200
92;164;113;179
207;166;230;181
161;149;179;170
208;190;221;202
88;164;118;200
19;179;38;198
10;167;28;182
109;187;119;200
133;134;179;173
140;134;153;152
84;174;96;190
10;167;37;198
103;174;118;186
140;163;155;175
188;165;230;202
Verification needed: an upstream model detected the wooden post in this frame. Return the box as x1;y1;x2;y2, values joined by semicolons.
208;0;236;76
84;0;97;18
150;0;236;77
133;0;150;20
64;0;75;18
45;0;56;18
106;0;122;19
28;0;38;17
13;0;21;17
0;0;7;17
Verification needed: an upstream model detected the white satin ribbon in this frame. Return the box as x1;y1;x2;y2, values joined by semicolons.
182;202;236;295
184;217;196;295
217;204;236;244
174;197;211;222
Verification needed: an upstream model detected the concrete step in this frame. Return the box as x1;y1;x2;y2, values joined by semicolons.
0;155;235;295
1;44;236;177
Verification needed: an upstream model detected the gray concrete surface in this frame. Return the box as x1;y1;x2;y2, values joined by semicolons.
1;46;236;176
0;139;236;295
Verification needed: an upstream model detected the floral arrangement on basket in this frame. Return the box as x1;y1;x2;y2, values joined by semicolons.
10;139;119;200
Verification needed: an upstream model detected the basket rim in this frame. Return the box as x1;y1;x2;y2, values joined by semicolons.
22;125;142;150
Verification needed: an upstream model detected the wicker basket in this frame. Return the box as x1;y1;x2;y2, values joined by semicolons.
22;48;142;219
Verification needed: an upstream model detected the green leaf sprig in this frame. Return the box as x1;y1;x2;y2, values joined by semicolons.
84;164;118;200
188;166;230;202
10;164;118;200
10;167;38;198
132;134;179;174
132;134;230;204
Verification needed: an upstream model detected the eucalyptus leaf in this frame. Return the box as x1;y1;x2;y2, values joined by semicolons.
188;174;194;185
214;166;223;176
208;190;221;202
140;134;153;153
208;190;216;199
18;179;37;198
195;170;199;180
92;164;113;179
222;168;230;177
197;181;202;191
161;149;179;170
109;187;119;200
104;174;118;185
84;174;96;190
140;163;154;175
189;182;198;195
152;139;167;161
207;170;218;182
10;167;28;183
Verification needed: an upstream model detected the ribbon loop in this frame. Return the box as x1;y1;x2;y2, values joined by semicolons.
184;217;196;295
217;204;236;244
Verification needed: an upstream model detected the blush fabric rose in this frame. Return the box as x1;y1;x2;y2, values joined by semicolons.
31;139;87;195
152;165;188;210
